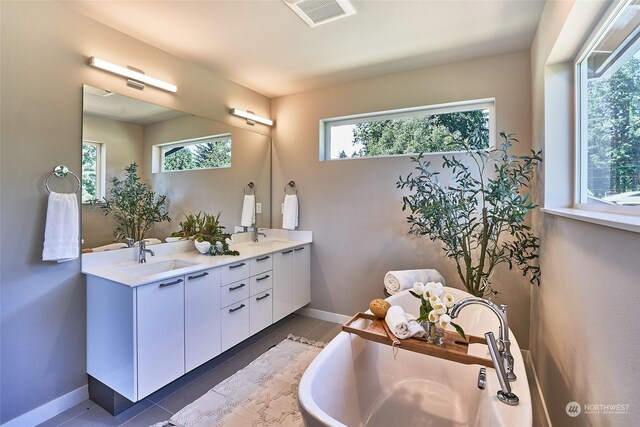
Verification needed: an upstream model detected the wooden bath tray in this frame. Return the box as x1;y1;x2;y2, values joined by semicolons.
342;312;493;368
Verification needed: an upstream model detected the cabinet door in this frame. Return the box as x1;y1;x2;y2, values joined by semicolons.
185;269;221;372
272;249;293;322
250;290;272;335
221;299;250;351
136;277;185;398
292;245;311;311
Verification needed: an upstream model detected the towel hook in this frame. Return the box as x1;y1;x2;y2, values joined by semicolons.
284;180;297;195
45;165;81;194
244;182;255;195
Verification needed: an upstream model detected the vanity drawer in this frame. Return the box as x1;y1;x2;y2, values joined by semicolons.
221;298;250;351
250;271;272;296
250;255;273;276
250;290;272;335
221;261;250;285
221;279;250;308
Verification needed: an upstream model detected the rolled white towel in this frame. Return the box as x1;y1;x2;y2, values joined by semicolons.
385;305;426;340
384;269;445;295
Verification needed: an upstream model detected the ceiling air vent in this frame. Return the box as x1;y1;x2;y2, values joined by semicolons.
283;0;356;28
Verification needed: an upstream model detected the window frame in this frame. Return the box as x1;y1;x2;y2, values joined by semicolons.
81;140;106;203
319;98;496;161
574;0;640;217
153;133;232;173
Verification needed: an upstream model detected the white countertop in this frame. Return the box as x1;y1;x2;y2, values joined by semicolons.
82;229;312;287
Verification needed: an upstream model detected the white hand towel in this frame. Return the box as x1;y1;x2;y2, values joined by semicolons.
42;192;79;263
241;194;255;227
384;269;445;295
385;305;426;340
282;194;298;230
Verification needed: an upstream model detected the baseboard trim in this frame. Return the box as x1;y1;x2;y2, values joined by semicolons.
1;384;88;427
523;350;553;427
296;307;350;324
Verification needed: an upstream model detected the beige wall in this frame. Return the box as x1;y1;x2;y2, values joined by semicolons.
82;115;144;248
0;2;270;423
531;1;640;426
271;49;534;345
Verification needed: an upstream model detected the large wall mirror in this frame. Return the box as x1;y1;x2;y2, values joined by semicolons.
82;84;271;251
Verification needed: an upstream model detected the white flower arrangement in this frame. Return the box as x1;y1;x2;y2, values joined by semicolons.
410;282;466;340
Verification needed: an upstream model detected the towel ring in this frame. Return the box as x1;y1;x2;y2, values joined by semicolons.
45;165;81;194
244;182;255;195
284;180;297;195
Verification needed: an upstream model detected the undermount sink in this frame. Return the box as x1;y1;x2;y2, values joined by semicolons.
248;239;291;248
119;259;198;276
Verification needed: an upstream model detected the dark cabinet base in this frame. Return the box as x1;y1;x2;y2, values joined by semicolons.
88;375;135;415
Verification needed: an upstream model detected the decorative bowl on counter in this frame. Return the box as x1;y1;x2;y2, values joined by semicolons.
194;239;211;254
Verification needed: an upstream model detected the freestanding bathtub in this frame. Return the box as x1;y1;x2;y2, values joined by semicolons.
298;287;531;427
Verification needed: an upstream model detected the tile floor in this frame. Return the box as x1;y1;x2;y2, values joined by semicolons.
39;314;549;427
38;314;342;427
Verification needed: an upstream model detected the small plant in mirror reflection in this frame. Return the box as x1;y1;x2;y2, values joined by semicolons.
98;162;170;242
172;211;239;256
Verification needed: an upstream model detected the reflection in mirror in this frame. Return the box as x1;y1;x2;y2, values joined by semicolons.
81;85;271;252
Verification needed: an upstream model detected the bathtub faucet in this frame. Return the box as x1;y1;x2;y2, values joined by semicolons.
449;297;516;382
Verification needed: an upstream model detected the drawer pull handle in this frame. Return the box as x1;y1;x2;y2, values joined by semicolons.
229;283;246;291
159;279;183;288
256;256;270;262
229;262;246;269
282;249;293;254
188;272;209;280
256;274;270;282
256;293;270;301
294;247;305;251
229;304;245;313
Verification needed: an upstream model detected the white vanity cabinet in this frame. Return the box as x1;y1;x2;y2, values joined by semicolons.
184;269;221;372
87;275;186;402
273;244;311;322
85;237;311;412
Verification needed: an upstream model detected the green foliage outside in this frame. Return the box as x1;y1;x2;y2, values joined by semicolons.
348;110;489;158
397;132;542;298
587;56;640;198
100;163;171;242
82;142;98;203
164;139;231;171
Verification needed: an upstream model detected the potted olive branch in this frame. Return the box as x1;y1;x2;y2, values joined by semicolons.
397;132;542;298
99;162;170;242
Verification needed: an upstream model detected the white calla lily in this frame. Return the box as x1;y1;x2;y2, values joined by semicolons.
412;281;425;294
427;310;440;323
439;314;451;329
425;281;444;297
428;295;441;306
443;293;456;308
433;302;447;315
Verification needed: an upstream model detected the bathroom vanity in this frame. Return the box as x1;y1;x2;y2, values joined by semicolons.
82;230;311;414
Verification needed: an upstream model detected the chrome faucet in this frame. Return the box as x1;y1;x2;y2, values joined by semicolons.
253;227;267;243
450;297;517;382
138;240;155;263
485;332;519;405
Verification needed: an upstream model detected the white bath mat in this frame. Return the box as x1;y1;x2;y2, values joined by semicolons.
151;335;325;427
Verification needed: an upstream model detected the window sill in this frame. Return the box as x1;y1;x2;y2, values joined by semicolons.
541;207;640;234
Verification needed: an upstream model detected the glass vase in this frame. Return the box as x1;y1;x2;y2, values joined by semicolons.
422;321;445;346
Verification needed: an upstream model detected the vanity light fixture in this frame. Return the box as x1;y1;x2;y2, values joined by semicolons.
229;108;274;127
88;56;177;93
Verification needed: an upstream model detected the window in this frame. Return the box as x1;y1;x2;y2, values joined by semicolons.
81;140;105;203
156;134;231;172
320;99;495;160
577;1;640;209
